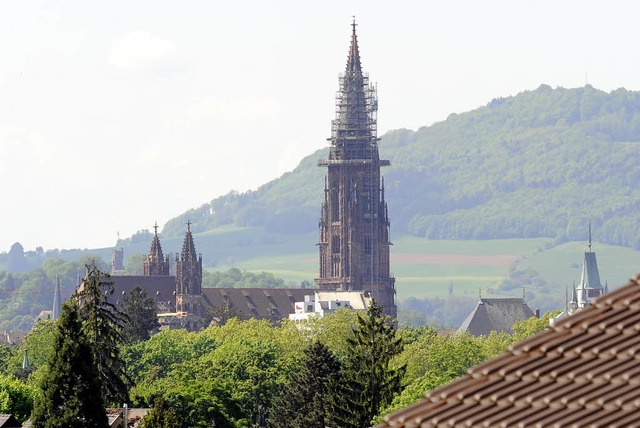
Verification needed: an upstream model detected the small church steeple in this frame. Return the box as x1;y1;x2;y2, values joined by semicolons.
22;349;30;370
180;221;198;263
52;273;62;320
576;219;605;308
143;222;170;276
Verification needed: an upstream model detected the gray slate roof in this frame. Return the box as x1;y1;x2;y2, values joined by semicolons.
203;288;315;323
580;251;603;290
110;275;177;310
456;298;535;336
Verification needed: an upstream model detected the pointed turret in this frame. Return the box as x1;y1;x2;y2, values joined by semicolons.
180;221;198;263
575;220;605;308
143;222;170;276
149;222;164;261
22;349;29;370
52;273;62;320
346;17;362;75
569;281;578;312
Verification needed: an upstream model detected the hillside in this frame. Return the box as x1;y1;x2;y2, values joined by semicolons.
163;85;640;249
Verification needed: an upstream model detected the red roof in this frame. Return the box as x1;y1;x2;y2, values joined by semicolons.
379;275;640;428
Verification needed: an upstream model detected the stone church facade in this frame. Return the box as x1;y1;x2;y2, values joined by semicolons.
110;224;313;331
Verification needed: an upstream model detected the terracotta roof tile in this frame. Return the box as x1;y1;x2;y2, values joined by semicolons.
378;275;640;428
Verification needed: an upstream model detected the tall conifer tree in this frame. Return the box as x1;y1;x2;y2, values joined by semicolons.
75;263;129;405
269;341;342;428
31;301;108;428
329;300;406;428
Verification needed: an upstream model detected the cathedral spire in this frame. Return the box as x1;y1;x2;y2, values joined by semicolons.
181;221;198;262
149;221;164;261
143;221;170;276
347;17;362;75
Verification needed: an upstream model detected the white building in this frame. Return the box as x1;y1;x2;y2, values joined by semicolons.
289;291;371;322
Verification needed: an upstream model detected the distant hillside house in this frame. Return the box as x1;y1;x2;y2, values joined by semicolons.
289;290;372;322
108;223;314;331
457;298;535;336
0;331;27;347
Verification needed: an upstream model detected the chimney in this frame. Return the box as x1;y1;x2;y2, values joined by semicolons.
534;308;540;319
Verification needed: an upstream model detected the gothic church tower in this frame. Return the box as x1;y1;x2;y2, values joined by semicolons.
143;222;170;276
175;222;205;329
316;19;396;320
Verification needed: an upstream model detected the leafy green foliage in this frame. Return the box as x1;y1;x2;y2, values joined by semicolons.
128;319;304;427
512;310;561;341
124;253;145;275
119;286;160;344
139;397;180;428
5;319;57;379
0;374;36;423
32;301;108;428
203;267;287;288
377;329;513;421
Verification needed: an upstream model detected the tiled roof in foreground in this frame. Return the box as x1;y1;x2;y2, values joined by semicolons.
379;275;640;428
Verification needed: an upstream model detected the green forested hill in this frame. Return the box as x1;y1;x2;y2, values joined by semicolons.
164;84;640;249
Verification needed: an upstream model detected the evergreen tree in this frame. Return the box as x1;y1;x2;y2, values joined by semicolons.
268;341;342;428
120;286;160;343
329;300;406;428
31;301;108;428
75;263;129;405
139;397;180;428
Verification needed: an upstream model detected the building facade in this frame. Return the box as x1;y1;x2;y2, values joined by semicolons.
315;20;396;320
109;223;314;331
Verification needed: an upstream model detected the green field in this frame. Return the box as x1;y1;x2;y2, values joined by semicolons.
198;229;640;303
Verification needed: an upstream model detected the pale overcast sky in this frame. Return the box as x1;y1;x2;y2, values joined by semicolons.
1;0;639;252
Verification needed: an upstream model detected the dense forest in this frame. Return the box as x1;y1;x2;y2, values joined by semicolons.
163;85;640;249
